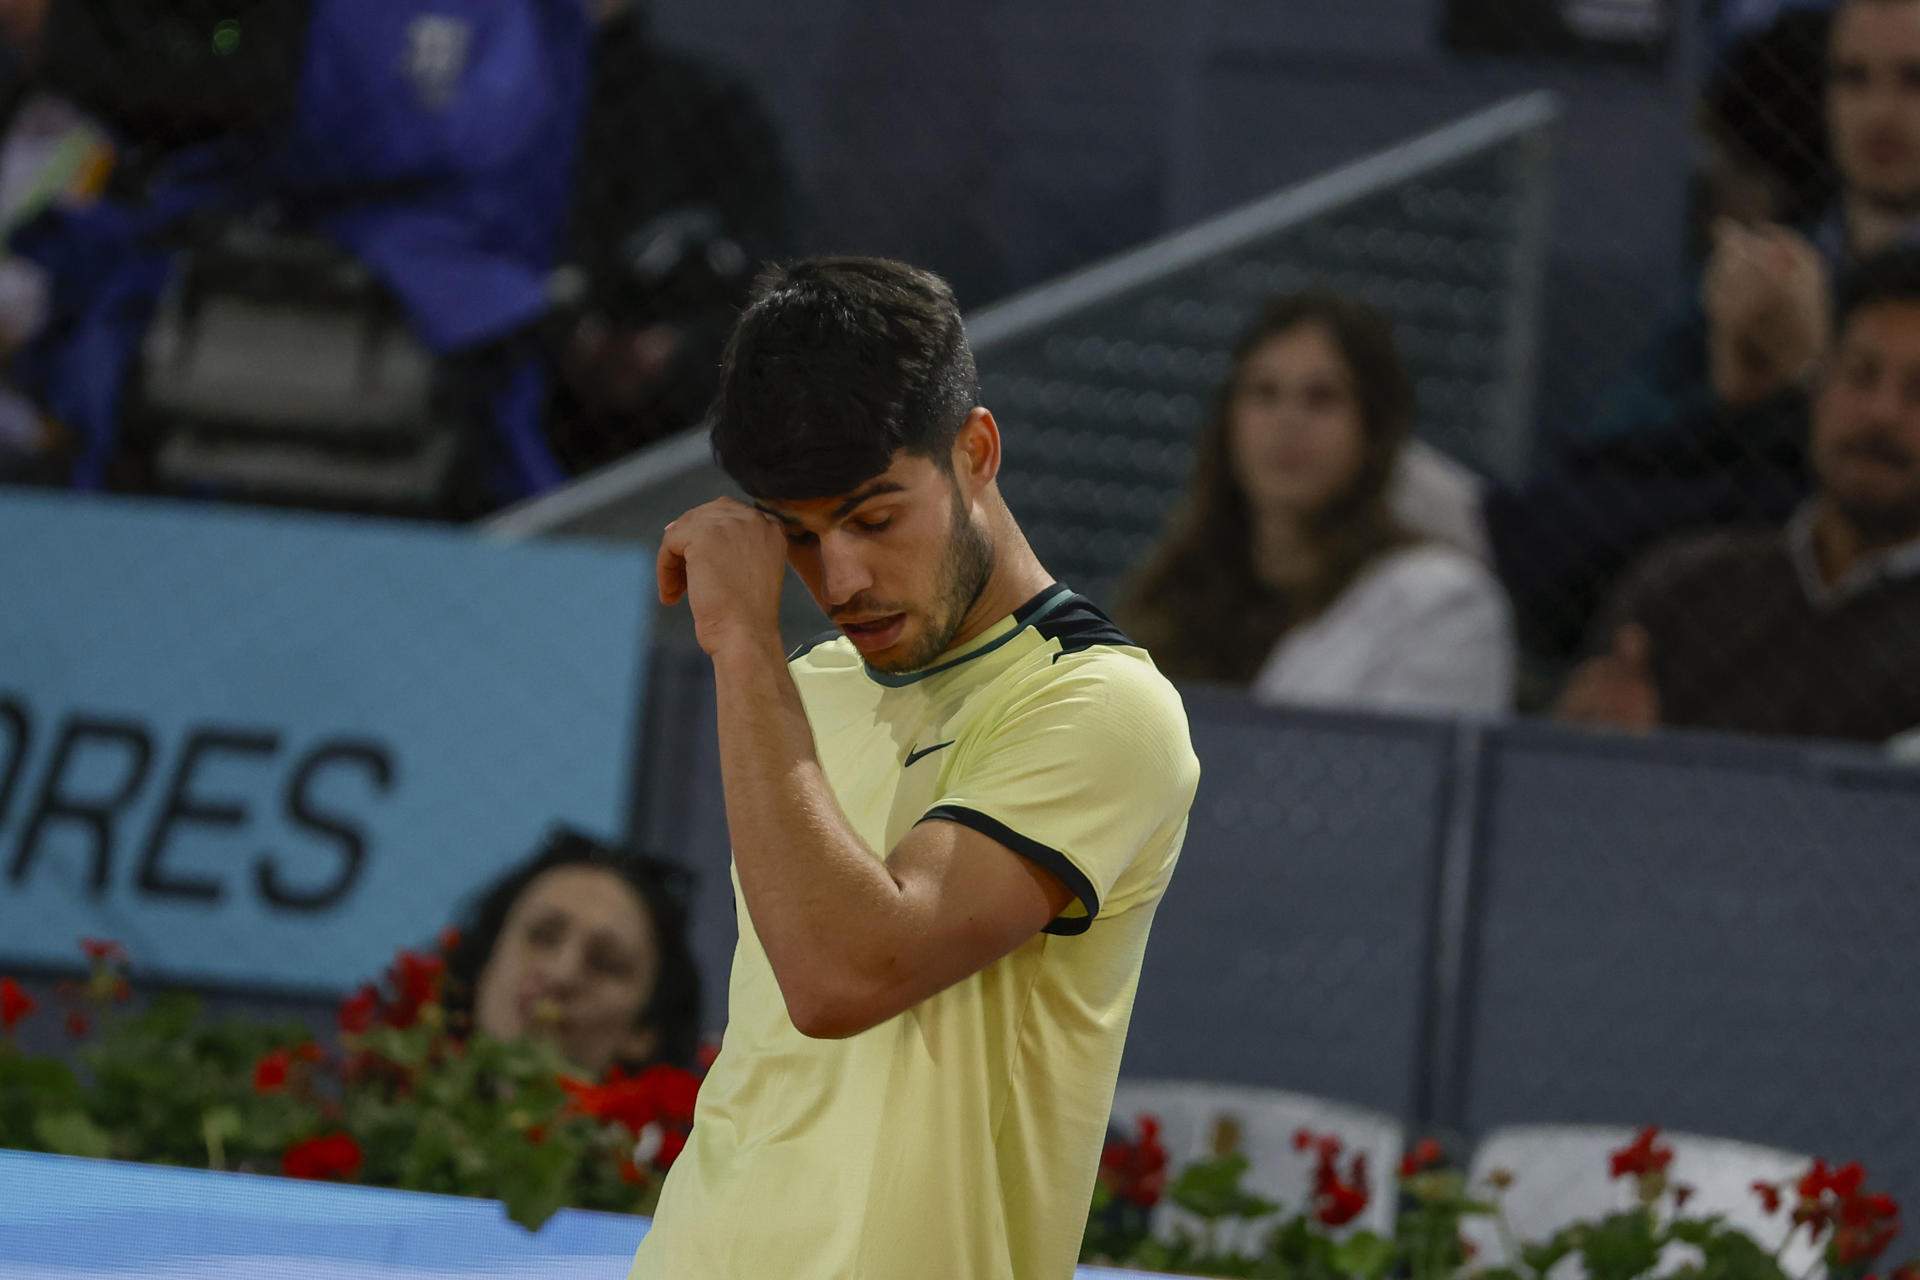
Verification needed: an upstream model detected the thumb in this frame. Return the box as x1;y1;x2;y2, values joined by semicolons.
1613;624;1653;670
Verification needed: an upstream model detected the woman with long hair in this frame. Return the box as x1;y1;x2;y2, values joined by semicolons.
1117;291;1514;713
441;826;704;1077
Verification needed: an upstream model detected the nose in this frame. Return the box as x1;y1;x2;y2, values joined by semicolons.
534;939;588;993
819;532;875;611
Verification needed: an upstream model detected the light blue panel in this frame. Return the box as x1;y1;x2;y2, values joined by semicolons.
0;491;650;992
0;1149;1164;1278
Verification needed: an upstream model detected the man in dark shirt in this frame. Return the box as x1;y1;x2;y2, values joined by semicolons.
1558;246;1920;744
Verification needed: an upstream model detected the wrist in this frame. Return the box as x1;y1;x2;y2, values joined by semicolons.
706;628;788;674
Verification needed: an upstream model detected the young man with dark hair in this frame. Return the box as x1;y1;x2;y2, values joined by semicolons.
631;256;1199;1279
1558;245;1920;742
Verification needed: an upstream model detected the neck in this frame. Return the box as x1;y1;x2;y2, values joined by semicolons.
945;500;1055;652
1809;499;1919;585
1845;196;1918;258
1248;507;1321;591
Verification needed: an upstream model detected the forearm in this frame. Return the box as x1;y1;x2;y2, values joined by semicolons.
709;639;911;1028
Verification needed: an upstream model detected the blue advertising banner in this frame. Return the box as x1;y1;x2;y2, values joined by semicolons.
0;491;651;992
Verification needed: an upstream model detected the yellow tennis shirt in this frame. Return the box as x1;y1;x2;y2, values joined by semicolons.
629;583;1199;1280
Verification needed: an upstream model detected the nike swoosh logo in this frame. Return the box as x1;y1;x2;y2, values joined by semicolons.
903;740;955;768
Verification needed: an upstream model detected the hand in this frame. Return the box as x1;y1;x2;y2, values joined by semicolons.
1556;624;1661;732
1703;221;1830;406
657;498;788;658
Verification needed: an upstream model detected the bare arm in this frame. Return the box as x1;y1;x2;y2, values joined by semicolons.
661;499;1072;1039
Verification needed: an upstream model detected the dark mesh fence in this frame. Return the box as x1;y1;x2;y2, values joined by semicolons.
2;0;1917;1239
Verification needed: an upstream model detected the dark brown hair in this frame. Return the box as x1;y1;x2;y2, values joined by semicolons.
708;256;978;500
1116;291;1416;685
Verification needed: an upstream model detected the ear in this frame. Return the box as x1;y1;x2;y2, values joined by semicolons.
952;407;1001;495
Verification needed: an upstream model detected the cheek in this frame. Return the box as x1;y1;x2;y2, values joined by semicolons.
473;953;523;1033
1303;409;1366;480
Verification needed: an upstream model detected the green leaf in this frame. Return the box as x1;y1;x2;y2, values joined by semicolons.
33;1109;113;1159
1522;1236;1576;1275
1170;1154;1282;1224
1578;1209;1663;1280
494;1138;577;1232
1332;1230;1396;1280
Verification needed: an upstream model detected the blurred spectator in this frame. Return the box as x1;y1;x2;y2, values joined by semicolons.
1690;8;1835;255
0;0;589;511
442;826;702;1079
545;0;789;475
1488;0;1918;658
0;86;110;483
1118;292;1515;716
1558;247;1920;743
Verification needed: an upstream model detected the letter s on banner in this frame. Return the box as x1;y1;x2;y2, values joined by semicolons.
258;740;396;912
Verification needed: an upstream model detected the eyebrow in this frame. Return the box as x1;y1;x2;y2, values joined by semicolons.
755;480;910;526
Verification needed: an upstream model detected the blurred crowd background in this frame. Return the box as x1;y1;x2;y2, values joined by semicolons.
1;0;1915;741
4;0;1920;1235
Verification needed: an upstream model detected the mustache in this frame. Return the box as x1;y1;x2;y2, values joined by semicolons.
1836;436;1918;469
829;599;906;621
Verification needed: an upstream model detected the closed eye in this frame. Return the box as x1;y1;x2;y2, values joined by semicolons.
851;516;893;534
785;529;819;547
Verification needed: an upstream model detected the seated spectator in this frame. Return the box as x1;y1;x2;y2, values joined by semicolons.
1689;8;1834;258
1118;291;1515;715
1487;0;1915;658
441;826;702;1078
1558;247;1920;743
545;0;789;475
0;0;590;510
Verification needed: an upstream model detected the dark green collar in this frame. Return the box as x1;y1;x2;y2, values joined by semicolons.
862;584;1074;687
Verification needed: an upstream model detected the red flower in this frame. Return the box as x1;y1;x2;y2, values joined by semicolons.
1675;1184;1696;1211
1460;1237;1480;1262
561;1064;701;1135
282;1133;363;1181
1099;1114;1170;1209
525;1124;548;1146
1401;1137;1445;1178
79;938;126;964
1754;1182;1784;1215
1800;1159;1866;1202
254;1049;292;1094
293;1041;324;1064
1834;1191;1901;1267
1889;1262;1920;1280
1293;1127;1313;1152
111;978;131;1005
437;927;462;955
65;1010;91;1040
1316;1153;1371;1226
618;1157;646;1185
1;978;36;1031
655;1127;689;1170
338;985;381;1035
1609;1127;1674;1179
382;951;444;1028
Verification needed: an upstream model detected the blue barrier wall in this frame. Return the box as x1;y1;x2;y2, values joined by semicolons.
639;655;1919;1187
1449;723;1920;1209
0;492;653;992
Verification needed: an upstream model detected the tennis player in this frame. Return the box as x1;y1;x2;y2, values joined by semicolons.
632;256;1199;1279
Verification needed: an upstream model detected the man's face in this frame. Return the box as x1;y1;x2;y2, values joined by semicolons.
1829;1;1920;214
1814;300;1920;541
760;448;994;673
